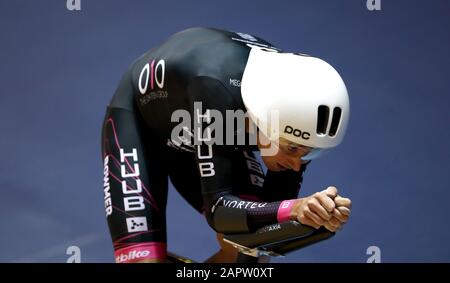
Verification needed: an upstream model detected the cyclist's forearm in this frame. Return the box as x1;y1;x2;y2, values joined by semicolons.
204;193;296;233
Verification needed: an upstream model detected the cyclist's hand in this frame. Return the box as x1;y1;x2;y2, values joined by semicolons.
291;187;338;229
323;193;352;232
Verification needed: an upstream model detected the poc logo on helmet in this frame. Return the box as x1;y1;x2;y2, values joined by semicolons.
284;125;310;140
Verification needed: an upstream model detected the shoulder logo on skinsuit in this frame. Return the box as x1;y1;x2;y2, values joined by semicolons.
139;59;165;93
138;58;169;105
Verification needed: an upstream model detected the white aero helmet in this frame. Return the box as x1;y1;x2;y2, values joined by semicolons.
241;47;350;160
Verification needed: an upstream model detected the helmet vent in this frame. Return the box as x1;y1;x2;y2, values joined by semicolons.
316;105;329;135
329;107;342;137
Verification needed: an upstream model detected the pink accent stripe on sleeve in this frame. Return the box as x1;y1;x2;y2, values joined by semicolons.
277;200;295;223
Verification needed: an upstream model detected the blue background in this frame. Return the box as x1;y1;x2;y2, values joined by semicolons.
1;0;449;262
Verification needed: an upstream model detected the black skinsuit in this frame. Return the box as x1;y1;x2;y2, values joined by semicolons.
101;27;308;262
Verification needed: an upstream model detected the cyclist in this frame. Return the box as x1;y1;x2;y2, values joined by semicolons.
101;27;352;263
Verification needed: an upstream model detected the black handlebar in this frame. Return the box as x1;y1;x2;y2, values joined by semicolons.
223;221;334;259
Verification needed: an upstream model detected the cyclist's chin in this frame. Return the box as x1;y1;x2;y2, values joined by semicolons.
264;161;287;172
